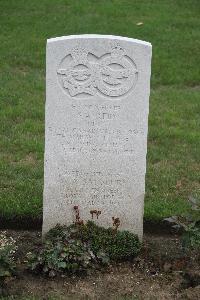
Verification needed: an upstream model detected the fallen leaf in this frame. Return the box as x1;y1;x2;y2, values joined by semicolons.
163;262;172;272
176;180;182;189
136;22;143;26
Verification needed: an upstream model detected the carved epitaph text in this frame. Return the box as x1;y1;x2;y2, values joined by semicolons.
43;35;152;240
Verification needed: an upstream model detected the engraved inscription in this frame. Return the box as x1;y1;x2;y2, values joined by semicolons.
49;126;144;155
57;44;138;99
48;102;145;155
62;170;127;206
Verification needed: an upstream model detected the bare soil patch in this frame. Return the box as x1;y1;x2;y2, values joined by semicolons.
1;230;200;300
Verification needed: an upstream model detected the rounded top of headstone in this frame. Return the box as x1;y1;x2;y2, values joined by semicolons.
47;34;152;48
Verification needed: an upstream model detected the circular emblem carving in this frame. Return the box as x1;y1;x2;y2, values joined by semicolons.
57;45;138;99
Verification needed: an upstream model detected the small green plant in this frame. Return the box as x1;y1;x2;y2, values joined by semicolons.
27;231;99;277
0;232;17;286
27;221;141;277
75;221;141;260
164;194;200;249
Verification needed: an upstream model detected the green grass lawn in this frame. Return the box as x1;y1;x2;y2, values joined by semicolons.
0;0;199;222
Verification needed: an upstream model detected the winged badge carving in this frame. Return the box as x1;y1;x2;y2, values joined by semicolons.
57;44;138;99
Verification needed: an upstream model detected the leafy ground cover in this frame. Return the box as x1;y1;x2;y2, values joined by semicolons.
0;229;200;299
0;0;200;222
27;222;140;277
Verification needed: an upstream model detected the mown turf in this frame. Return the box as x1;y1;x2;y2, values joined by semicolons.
0;0;200;221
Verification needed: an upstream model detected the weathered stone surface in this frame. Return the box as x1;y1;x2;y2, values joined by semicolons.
43;35;152;239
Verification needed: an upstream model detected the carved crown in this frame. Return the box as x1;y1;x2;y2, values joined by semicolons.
111;45;125;59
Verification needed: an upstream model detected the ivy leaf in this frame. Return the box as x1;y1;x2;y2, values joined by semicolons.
189;196;200;211
163;216;178;224
58;261;67;269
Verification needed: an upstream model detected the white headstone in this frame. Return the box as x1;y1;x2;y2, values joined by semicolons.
43;35;152;240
